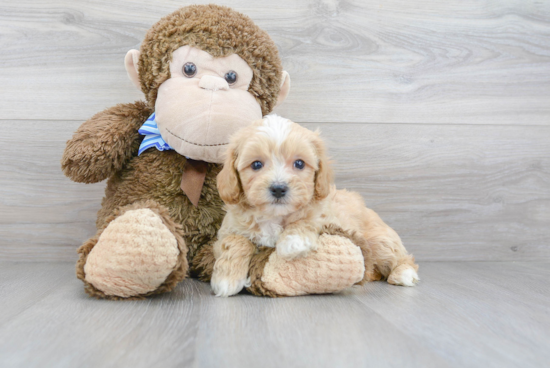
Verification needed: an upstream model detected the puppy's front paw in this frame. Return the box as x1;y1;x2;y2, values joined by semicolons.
277;234;314;260
211;276;251;297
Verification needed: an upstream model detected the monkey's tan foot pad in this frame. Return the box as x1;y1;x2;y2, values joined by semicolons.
248;233;365;297
84;208;180;298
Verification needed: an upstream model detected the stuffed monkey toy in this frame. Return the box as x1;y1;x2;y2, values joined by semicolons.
62;4;367;300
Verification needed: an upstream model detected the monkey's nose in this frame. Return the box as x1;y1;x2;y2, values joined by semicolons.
269;184;288;199
199;75;229;91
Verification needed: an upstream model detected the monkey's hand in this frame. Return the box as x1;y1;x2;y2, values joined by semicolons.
61;101;152;183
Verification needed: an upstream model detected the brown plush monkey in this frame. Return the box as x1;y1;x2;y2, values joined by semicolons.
62;5;366;299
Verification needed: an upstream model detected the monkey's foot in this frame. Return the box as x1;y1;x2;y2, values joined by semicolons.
83;208;181;298
248;231;365;297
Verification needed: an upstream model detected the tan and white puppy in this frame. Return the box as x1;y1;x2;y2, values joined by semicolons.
211;115;419;297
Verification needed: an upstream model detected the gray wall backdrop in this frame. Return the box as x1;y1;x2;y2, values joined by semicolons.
1;0;549;262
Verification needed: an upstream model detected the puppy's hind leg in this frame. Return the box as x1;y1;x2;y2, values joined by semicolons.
367;229;419;287
387;259;419;287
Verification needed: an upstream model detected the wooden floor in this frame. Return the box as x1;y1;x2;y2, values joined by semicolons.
0;261;548;368
1;2;549;367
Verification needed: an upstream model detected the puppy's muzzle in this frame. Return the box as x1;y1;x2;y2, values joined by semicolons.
269;183;288;199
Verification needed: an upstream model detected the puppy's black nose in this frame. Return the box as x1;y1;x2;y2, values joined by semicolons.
270;184;288;199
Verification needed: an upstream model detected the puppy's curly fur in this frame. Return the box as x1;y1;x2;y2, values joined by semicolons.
212;115;419;297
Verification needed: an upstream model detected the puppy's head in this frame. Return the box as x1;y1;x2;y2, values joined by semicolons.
217;115;333;216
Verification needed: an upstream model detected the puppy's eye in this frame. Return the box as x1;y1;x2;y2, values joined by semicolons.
183;62;197;77
294;160;305;170
251;161;263;170
225;71;237;85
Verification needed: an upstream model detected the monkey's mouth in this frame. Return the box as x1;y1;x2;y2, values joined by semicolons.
166;128;229;147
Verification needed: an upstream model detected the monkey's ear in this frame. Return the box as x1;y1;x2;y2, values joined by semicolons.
274;71;291;108
217;148;242;205
124;49;141;90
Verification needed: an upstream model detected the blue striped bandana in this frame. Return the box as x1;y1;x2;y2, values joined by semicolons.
138;113;174;156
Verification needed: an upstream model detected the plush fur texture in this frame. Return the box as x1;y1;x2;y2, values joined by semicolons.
153;45;264;163
63;5;285;299
213;115;419;296
63;5;374;299
84;208;180;297
247;247;279;297
138;4;283;115
64;99;226;298
259;227;365;296
76;201;189;300
61;101;152;184
94;149;225;261
246;225;368;297
190;239;217;282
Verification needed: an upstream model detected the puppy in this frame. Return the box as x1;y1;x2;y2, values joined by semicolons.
211;114;419;297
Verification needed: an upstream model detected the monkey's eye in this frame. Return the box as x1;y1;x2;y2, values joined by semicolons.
251;161;263;170
183;62;197;77
225;71;238;85
294;160;305;170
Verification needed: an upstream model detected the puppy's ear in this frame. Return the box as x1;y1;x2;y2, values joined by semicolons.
312;133;334;201
217;147;242;205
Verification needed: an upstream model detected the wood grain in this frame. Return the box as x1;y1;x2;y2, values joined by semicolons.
0;262;73;327
355;262;550;367
1;1;548;365
0;261;548;368
194;282;451;368
1;120;548;261
0;263;202;368
304;122;550;261
0;0;549;124
0;120;103;262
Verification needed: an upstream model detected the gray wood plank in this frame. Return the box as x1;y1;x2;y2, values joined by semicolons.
0;263;202;368
305;122;550;262
0;120;102;261
0;262;73;326
1;120;548;261
194;281;452;368
1;0;549;124
354;262;550;368
0;262;549;368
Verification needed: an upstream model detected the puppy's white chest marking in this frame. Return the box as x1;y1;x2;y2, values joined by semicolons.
254;219;283;248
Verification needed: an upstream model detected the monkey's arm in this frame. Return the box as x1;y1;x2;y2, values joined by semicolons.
62;101;153;183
